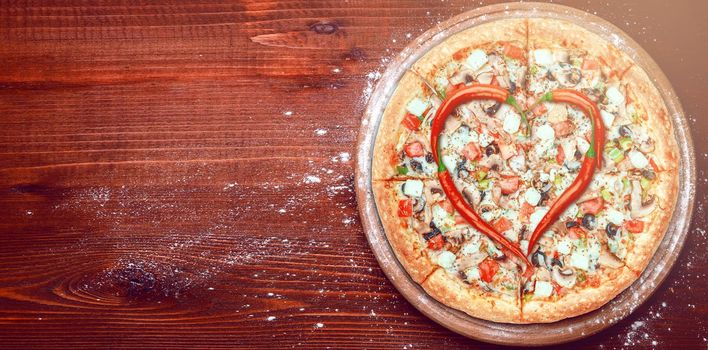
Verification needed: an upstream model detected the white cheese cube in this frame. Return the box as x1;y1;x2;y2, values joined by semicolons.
465;49;489;72
406;98;429;117
403;179;424;197
533;49;554;66
534;281;554;298
628;150;649;169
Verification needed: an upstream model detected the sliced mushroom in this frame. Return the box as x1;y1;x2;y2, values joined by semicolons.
630;180;656;218
639;138;655;153
552;266;576;288
598;247;625;269
462;186;481;207
480;154;503;170
443;228;467;246
553;65;582;87
449;69;476;86
411;197;426;214
457;252;487;270
413;220;430;235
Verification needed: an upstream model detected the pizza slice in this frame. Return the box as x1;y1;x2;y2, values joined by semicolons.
373;179;525;322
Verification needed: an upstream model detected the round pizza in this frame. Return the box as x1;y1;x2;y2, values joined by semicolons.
371;18;679;323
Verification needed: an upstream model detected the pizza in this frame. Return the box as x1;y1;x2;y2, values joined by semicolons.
371;18;679;323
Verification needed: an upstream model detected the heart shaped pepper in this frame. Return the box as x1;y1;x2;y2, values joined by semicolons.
430;85;604;279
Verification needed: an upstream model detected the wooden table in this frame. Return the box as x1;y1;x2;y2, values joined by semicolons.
1;1;705;348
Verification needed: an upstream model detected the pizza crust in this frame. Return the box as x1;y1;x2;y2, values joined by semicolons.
422;268;523;323
522;266;637;323
372;180;437;283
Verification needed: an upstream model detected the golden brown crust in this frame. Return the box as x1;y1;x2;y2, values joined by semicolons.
522;267;636;323
422;268;523;323
528;18;634;74
372;180;436;283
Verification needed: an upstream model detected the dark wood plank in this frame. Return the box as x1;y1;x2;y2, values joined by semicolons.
0;0;706;349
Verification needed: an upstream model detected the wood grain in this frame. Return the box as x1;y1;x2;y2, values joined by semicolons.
0;1;706;349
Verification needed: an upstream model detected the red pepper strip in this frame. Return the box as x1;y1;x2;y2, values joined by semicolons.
431;84;534;277
526;89;605;251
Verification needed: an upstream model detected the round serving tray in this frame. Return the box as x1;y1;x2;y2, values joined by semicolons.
355;2;696;346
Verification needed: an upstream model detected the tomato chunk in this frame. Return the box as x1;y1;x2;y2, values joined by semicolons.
568;226;586;239
519;202;534;224
531;103;548;116
625;219;644;233
556;144;566;164
401;113;422;131
404;142;425;158
397;199;412;217
499;176;520;195
499;142;516;160
578;197;604;215
492;217;512;233
551;120;576;137
427;234;445;250
581;59;599;70
440;200;455;214
462;142;481;161
478;258;500;283
503;44;525;60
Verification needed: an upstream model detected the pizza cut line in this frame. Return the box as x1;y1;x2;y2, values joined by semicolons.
371;18;679;323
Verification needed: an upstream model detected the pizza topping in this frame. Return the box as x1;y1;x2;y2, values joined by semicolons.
533;49;554;67
401;113;422;131
404;141;425;158
503;44;525;60
598;247;624;268
524;188;542;206
605;86;625;106
435;250;457;269
499;176;520;195
625;219;645;233
501;105;522;134
578;197;604;215
478;258;500;283
581;213;597;230
402;179;424;197
465;49;489;72
406;98;430;117
536;123;555;141
427;231;445;250
533;280;554;298
461;142;481;161
630;180;656;218
628;149;649;169
397;199;412;217
551;265;576;288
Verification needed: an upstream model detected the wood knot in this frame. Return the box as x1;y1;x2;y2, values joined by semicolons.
309;21;338;35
